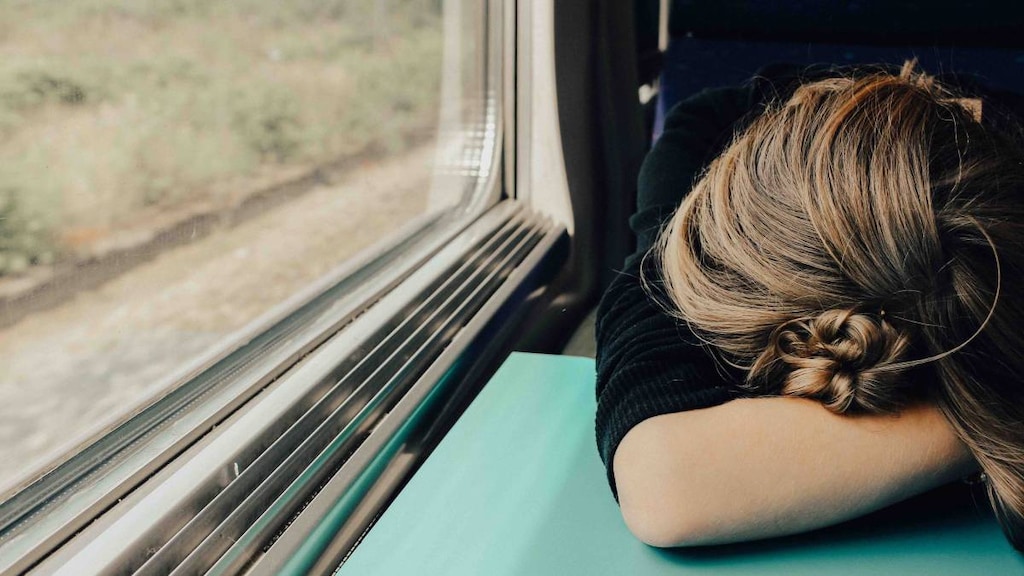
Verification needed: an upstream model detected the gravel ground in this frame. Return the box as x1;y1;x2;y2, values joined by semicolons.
0;144;443;490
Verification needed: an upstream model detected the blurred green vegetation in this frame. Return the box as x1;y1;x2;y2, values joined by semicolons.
0;0;442;276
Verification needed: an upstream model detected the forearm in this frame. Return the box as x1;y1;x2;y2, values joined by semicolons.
613;396;976;547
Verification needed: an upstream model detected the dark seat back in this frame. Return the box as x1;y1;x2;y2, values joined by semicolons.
656;1;1024;139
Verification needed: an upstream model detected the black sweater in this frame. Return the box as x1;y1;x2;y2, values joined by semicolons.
593;80;758;498
595;64;889;497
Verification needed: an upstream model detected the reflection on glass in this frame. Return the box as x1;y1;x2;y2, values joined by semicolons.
0;0;490;490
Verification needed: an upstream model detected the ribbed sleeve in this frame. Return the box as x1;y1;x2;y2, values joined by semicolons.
595;255;741;498
594;80;771;498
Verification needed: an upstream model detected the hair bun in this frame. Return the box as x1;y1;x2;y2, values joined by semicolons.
753;308;912;414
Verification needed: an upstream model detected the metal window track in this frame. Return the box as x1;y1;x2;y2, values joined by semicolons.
0;206;472;575
22;201;564;574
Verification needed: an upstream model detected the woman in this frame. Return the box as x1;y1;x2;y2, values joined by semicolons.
595;62;1024;550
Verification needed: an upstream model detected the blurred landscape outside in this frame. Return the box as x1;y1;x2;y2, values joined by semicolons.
0;0;471;490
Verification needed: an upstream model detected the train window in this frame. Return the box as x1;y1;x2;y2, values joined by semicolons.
0;1;486;489
0;1;561;572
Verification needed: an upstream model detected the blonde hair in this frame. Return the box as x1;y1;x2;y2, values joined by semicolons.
656;62;1024;549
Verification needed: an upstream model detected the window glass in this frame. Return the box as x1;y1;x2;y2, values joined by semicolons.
0;0;494;490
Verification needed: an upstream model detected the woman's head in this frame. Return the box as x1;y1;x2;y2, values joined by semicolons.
656;62;1024;549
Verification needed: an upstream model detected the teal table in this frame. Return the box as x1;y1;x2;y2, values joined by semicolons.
339;353;1024;575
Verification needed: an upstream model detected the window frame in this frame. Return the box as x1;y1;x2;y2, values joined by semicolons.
0;0;516;572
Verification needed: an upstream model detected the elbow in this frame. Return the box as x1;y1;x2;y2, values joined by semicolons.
613;417;720;548
619;497;714;548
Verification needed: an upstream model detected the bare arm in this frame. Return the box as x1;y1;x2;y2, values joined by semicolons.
613;397;977;548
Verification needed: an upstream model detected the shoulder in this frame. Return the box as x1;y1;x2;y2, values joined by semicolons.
635;62;818;252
